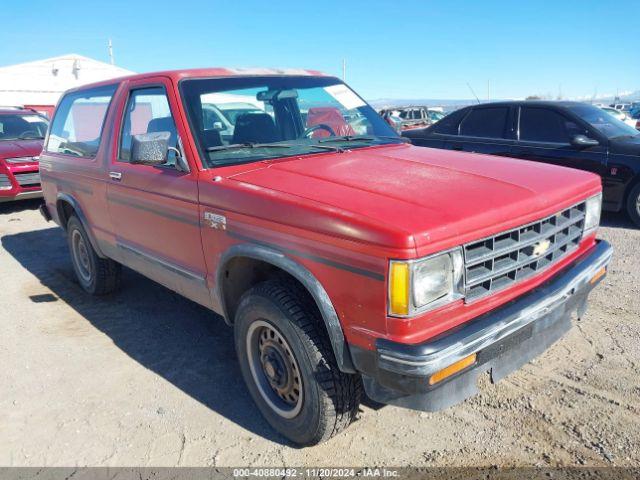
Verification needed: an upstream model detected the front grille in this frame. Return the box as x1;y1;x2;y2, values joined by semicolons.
0;174;12;189
463;202;586;302
14;172;41;187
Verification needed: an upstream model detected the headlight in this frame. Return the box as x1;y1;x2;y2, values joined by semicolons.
583;193;602;236
389;248;464;316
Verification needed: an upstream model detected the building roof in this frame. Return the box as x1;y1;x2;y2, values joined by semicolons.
63;67;330;92
0;54;134;106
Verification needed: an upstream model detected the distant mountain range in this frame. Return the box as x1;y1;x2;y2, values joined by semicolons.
369;98;476;110
368;90;640;112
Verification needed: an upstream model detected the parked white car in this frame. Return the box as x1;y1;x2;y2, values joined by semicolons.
601;106;637;128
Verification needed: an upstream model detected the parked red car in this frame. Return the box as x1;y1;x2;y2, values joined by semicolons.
39;68;612;445
0;108;49;202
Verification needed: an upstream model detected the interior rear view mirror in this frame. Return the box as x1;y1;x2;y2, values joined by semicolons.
257;89;298;102
131;132;170;165
571;135;599;148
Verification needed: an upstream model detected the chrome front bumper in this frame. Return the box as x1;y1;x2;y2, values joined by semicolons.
0;190;43;203
351;240;613;412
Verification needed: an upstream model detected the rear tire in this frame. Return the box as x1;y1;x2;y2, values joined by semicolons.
67;216;121;295
234;280;361;446
626;183;640;228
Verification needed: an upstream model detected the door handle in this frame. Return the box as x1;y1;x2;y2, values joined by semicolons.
109;171;122;181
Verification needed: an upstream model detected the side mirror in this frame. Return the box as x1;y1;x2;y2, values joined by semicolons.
131;132;170;165
571;134;599;148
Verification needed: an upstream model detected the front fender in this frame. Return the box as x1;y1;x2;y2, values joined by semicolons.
217;242;356;373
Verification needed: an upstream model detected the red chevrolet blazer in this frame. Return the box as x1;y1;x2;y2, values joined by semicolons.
39;68;612;445
0;108;49;202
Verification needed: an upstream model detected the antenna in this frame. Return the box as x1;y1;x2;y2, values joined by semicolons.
342;59;346;81
467;82;480;104
108;38;114;65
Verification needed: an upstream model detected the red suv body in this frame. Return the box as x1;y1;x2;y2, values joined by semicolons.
39;69;612;445
0;108;49;202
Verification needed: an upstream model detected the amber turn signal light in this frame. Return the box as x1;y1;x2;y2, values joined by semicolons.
389;261;410;316
590;266;607;285
429;353;477;385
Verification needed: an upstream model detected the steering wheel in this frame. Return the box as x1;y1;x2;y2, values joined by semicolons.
18;130;40;139
303;123;336;138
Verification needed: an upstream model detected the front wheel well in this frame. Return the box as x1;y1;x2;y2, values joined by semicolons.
221;257;315;324
624;175;640;203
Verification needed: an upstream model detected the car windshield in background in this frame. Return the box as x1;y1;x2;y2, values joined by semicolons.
180;76;402;167
0;114;49;141
568;104;639;139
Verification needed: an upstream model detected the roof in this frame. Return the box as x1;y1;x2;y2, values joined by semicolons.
0;54;134;105
467;100;589;108
0;107;44;116
64;67;331;93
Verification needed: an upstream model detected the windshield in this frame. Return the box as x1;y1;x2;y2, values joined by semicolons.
0;114;49;141
181;76;401;167
568;104;639;139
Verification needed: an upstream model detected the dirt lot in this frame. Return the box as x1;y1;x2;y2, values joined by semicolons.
1;200;639;467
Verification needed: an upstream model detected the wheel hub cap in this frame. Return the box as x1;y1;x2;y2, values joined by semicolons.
246;320;303;419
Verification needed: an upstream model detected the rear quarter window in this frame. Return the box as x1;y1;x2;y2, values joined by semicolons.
459;107;509;138
46;84;118;158
429;108;468;135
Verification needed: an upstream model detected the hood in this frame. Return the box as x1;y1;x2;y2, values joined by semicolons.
0;139;44;160
230;144;601;254
609;135;640;157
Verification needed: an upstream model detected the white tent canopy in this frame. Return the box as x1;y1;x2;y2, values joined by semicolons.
0;54;134;107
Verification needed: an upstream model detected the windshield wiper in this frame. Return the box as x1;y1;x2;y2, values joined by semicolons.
318;135;374;144
308;144;345;153
318;135;408;144
206;142;292;152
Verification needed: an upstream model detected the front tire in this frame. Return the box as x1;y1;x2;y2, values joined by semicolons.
234;280;361;446
626;183;640;227
67;216;121;295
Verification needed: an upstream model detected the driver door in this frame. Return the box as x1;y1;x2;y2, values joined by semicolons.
106;77;212;308
512;106;607;177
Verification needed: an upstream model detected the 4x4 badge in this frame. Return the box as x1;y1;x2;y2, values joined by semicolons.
204;212;226;230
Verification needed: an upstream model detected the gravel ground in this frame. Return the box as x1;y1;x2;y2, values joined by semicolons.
1;199;638;467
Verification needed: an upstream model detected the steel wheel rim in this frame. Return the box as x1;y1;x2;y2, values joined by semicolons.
636;193;640;217
71;230;92;284
246;320;303;419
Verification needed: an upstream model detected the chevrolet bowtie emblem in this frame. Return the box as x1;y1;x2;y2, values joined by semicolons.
533;239;551;257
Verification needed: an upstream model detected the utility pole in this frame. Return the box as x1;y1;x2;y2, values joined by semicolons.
342;59;346;82
108;38;114;65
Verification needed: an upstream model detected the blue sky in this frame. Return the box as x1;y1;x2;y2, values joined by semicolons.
2;0;638;100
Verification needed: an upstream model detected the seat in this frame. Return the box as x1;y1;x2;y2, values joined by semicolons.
201;129;223;149
231;113;280;144
306;107;355;138
147;117;178;146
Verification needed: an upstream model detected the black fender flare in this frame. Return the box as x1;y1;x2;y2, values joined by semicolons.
56;192;106;258
217;243;356;373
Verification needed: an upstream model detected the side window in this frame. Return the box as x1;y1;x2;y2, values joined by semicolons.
459;107;509;138
519;107;583;143
431;108;468;135
46;84;117;157
119;86;178;166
